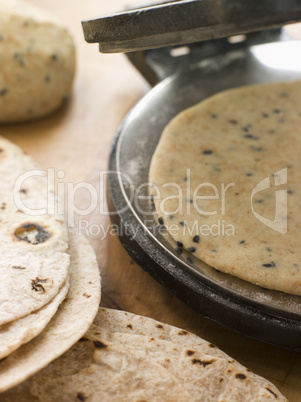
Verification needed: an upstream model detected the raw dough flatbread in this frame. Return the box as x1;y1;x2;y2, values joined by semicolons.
0;229;101;393
0;136;69;325
149;80;301;295
0;0;76;123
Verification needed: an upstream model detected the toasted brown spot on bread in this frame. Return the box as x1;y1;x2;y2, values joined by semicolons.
236;373;247;380
93;340;107;349
192;358;216;367
15;223;51;244
266;388;278;398
31;277;47;292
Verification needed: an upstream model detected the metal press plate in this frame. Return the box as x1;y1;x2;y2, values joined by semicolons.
82;0;301;53
108;40;301;349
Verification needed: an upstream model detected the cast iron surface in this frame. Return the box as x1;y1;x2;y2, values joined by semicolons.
107;34;301;349
82;0;301;53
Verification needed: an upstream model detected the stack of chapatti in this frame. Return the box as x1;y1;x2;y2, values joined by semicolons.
0;136;101;392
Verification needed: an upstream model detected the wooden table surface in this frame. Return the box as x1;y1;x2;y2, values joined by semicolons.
3;1;301;400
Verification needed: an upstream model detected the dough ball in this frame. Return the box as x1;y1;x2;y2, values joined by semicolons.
0;0;76;123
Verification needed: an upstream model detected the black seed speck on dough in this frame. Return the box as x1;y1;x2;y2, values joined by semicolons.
242;124;252;132
51;54;58;61
263;262;276;268
158;217;164;225
203;150;213;155
186;257;193;265
179;221;185;226
183;177;188;181
244;134;259;140
188;247;196;253
250;146;264;152
77;393;86;401
13;52;25;66
255;199;264;204
175;247;183;256
211;113;218;119
273;108;281;114
262;113;269;118
268;129;276;134
229;119;238;124
246;173;253;177
193;235;200;243
240;240;246;244
266;247;272;252
287;190;293;194
176;241;183;248
0;88;8;96
44;75;51;83
186;350;195;356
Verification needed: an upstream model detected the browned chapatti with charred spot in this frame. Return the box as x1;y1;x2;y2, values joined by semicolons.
0;136;69;325
1;308;286;401
0;229;101;393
